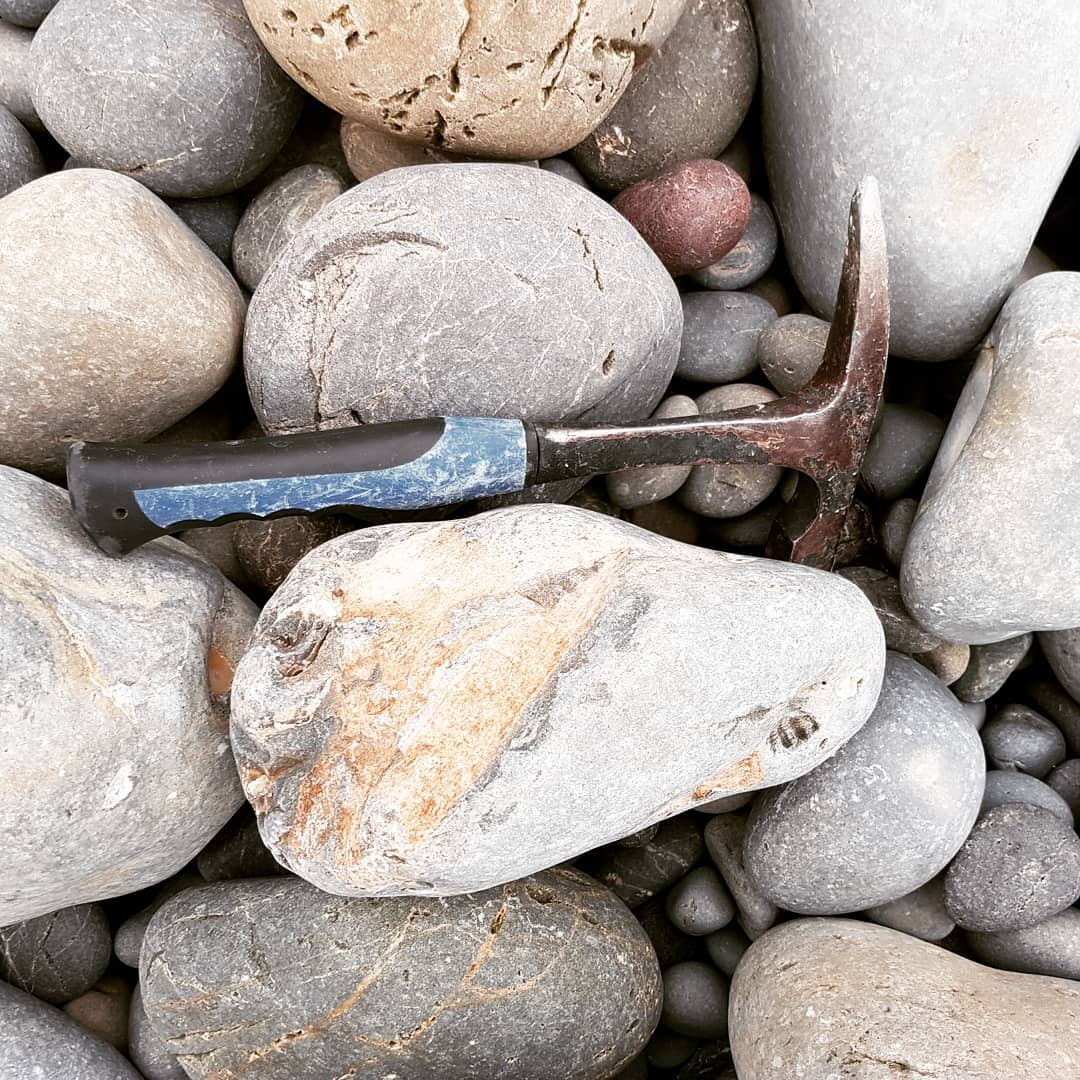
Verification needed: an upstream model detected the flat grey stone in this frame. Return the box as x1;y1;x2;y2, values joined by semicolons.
0;102;42;197
1048;759;1080;820
1041;626;1080;705
744;653;985;913
859;404;945;500
128;987;186;1080
981;770;1074;826
30;0;303;196
702;813;777;940
231;504;885;897
982;704;1067;778
967;907;1080;981
0;0;54;26
901;274;1080;641
690;195;778;290
245;163;682;435
863;875;954;942
112;873;203;970
141;872;661;1080
0;467;256;924
944;803;1080;932
880;497;918;570
166;194;243;264
605;394;698;509
675;291;777;383
664;866;735;937
751;0;1080;361
660;962;729;1040
0;21;38;128
756;312;829;395
704;924;749;976
953;633;1034;702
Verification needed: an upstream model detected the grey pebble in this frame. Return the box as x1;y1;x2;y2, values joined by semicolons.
756;312;829;395
691;195;778;290
696;791;755;815
837;566;941;655
113;872;203;969
863;875;955;942
30;0;303;197
982;704;1067;778
605;395;698;509
665;866;735;937
1026;678;1080;756
676;291;778;383
232;164;346;291
962;700;987;731
128;987;186;1080
0;102;42;197
539;157;591;189
678;384;783;518
944;803;1080;932
1048;759;1080;820
616;824;661;848
565;480;622;518
0;0;53;26
914;639;970;687
232;511;354;594
880;497;918;569
704;924;751;977
981;770;1074;826
0;19;38;128
660;962;729;1040
1041;626;1080;705
699;497;780;551
860;404;945;500
647;1031;699;1069
967;907;1080;981
952;634;1034;703
0;903;111;1005
196;806;288;881
249;99;349;195
166;194;243;264
703;813;778;939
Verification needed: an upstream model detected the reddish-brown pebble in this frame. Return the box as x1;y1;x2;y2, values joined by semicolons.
613;159;751;276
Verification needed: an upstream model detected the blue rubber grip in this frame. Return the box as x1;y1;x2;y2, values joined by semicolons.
132;417;529;527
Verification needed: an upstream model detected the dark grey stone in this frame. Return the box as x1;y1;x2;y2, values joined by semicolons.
696;791;754;815
967;907;1080;981
863;875;954;942
674;1041;737;1080
1041;626;1080;705
0;979;140;1078
166;194;243;264
744;653;986;913
944;803;1080;932
616;824;661;848
1026;678;1080;756
0;0;53;25
1047;759;1080;820
605;395;698;509
0;903;111;1005
647;1031;699;1069
703;814;778;939
699;498;781;551
664;866;735;937
675;290;778;383
627;499;702;545
691;195;778;290
982;704;1067;778
30;0;303;197
859;404;945;501
128;987;186;1080
953;634;1034;703
704;924;750;976
0;102;42;197
613;1053;649;1080
981;770;1074;826
659;962;729;1039
141;872;661;1080
245;99;349;196
837;566;941;655
0;19;38;128
756;312;830;395
880;498;918;570
196;806;288;882
113;873;203;969
634;897;702;970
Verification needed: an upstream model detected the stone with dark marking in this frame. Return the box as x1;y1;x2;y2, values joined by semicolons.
0;102;42;196
30;0;303;197
613;159;751;276
744;653;985;914
953;633;1033;702
691;195;778;291
230;504;884;897
675;290;777;383
981;770;1074;825
245;163;682;435
140;871;661;1080
703;813;778;940
863;875;954;942
166;194;244;264
981;704;1067;778
605;394;698;509
730;918;1080;1079
967;908;1080;982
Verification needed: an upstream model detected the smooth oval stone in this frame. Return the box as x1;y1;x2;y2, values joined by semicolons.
703;813;777;939
0;980;141;1078
0;20;38;128
746;273;791;316
196;806;288;882
0;169;245;476
744;653;985;914
128;987;186;1080
244;0;686;160
571;0;756;192
982;704;1067;778
1042;625;1080;704
859;403;945;500
1048;759;1080;819
664;866;735;937
0;102;42;196
880;497;917;569
837;566;941;655
981;769;1074;825
0;903;111;1004
245;99;350;195
341;117;472;182
660;962;729;1040
233;164;346;291
0;0;53;26
756;312;829;395
63;975;130;1052
31;0;303;197
690;195;778;290
231;504;884;897
605;394;698;508
730;918;1080;1079
0;468;256;924
678;384;783;518
246;163;681;433
166;194;243;264
901;274;1080;641
863;875;955;942
613;159;751;275
647;1032;699;1070
141;871;661;1079
752;0;1080;361
967;907;1080;981
675;290;777;383
704;924;749;976
953;633;1033;702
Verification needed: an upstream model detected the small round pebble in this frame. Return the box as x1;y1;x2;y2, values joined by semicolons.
756;312;830;394
980;769;1074;825
0;0;54;27
63;974;131;1052
0;19;38;128
914;639;970;685
1048;759;1080;819
1026;678;1080;756
613;159;751;276
647;1031;699;1069
129;986;187;1080
606;395;699;509
982;704;1067;778
691;195;778;290
665;866;736;937
698;498;780;551
944;803;1080;932
678;384;783;518
704;924;750;977
746;274;793;316
863;875;955;942
340;116;471;183
675;291;778;383
251;98;349;192
113;872;203;968
1040;625;1080;703
0;103;42;197
860;403;946;500
952;634;1034;703
660;962;729;1039
880;497;918;569
962;700;988;731
967;907;1080;981
167;194;244;264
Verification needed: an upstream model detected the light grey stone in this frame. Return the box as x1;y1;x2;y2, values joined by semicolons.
113;873;203;970
0;467;256;924
675;291;777;383
664;866;735;937
756;312;829;394
0;102;42;196
539;157;590;189
605;394;698;509
1041;626;1080;705
859;403;945;500
704;924;749;976
863;875;954;942
752;0;1080;361
166;194;243;264
703;813;777;940
967;908;1080;981
982;704;1067;778
953;633;1034;702
0;0;54;26
30;0;303;197
1048;759;1080;820
0;20;38;128
660;962;729;1040
128;987;186;1080
744;653;986;914
691;195;778;290
231;504;885;898
981;770;1074;825
141;872;661;1080
901;274;1080;641
245;163;682;435
880;497;918;570
730;918;1080;1080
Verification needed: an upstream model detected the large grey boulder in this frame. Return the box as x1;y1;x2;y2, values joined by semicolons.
231;504;885;898
141;871;661;1079
901;274;1080;642
751;0;1080;361
245;163;682;435
0;466;257;924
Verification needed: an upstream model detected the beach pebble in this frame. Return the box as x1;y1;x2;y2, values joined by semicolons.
1027;678;1080;755
703;813;778;939
647;1032;699;1069
0;19;37;128
628;499;701;544
744;653;985;913
675;290;777;383
196;806;289;881
982;704;1067;778
746;274;792;316
0;169;245;476
0;903;111;1005
678;384;783;518
863;876;955;942
539;156;591;188
63;975;130;1052
880;497;918;569
233;512;354;593
981;770;1074;825
0;102;42;196
246;99;349;194
696;791;754;815
613;159;751;276
605;395;698;509
691;195;778;290
837;566;941;655
914;639;969;686
572;0;757;192
756;312;830;394
1042;626;1080;704
704;924;750;976
1048;759;1080;820
953;634;1034;703
617;824;661;848
967;907;1080;982
243;0;687;159
113;873;203;970
944;803;1080;932
0;0;53;26
699;499;779;552
141;871;661;1079
665;866;735;936
246;163;681;434
128;987;186;1080
660;962;729;1039
635;896;701;968
340;117;472;182
859;403;945;500
166;194;244;264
